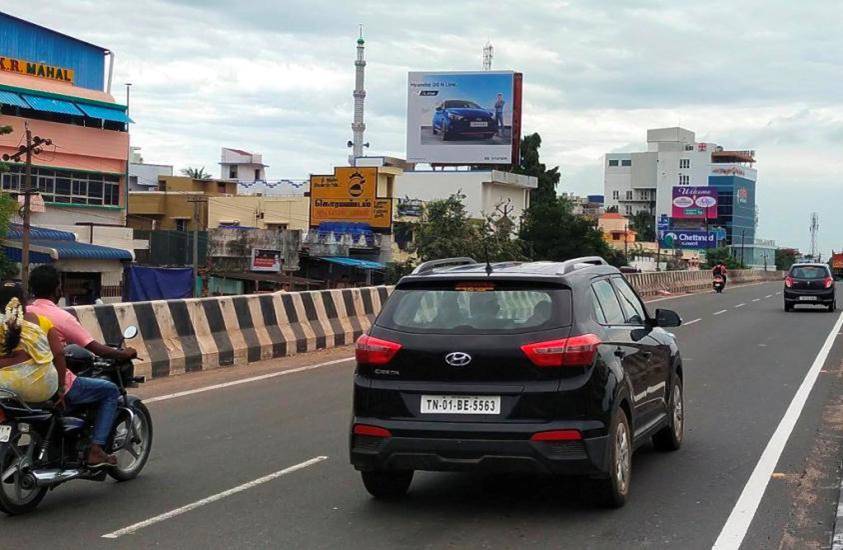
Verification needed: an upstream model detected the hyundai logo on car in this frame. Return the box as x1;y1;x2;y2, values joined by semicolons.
444;352;472;367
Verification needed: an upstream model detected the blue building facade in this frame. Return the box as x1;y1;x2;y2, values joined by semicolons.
0;12;106;91
708;175;756;247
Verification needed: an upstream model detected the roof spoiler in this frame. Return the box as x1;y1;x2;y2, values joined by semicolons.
412;257;477;275
559;256;608;274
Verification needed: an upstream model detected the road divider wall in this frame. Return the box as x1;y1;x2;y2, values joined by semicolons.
64;269;782;381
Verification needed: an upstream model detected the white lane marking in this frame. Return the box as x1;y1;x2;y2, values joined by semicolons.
765;295;773;299
643;281;777;304
713;309;728;316
145;357;355;404
775;291;782;295
752;299;761;302
735;303;746;308
684;318;701;326
102;456;329;539
712;311;843;549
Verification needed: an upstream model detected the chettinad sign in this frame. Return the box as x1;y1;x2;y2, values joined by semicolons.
309;167;391;229
0;56;74;83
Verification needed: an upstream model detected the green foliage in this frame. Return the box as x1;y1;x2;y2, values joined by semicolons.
0;193;17;279
775;248;798;271
628;211;655;242
385;259;416;285
513;133;560;205
704;247;744;269
180;166;212;179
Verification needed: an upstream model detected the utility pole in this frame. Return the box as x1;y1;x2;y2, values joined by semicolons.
124;83;132;226
2;123;51;295
186;196;207;297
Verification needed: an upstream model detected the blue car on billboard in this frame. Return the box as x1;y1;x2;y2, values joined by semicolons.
432;100;497;141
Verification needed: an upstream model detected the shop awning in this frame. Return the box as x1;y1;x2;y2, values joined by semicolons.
76;103;133;124
22;94;84;116
4;239;133;261
0;90;29;109
320;257;384;270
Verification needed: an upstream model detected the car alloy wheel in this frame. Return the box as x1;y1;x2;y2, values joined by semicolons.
672;384;684;442
615;420;631;495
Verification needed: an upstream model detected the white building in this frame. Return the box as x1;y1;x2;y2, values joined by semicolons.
220;147;267;184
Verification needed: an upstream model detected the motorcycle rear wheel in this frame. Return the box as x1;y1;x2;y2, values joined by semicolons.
108;401;153;482
0;434;47;515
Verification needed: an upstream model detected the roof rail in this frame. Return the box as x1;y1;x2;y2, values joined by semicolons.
411;257;477;275
558;256;609;274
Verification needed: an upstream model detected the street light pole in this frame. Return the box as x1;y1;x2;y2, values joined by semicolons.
124;83;132;227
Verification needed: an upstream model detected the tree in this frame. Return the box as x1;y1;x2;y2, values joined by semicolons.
775;248;798;271
703;247;744;269
181;166;212;179
629;211;655;242
0;125;17;279
515;133;615;262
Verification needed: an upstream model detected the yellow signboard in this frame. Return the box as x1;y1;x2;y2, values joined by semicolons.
0;57;74;84
309;167;391;229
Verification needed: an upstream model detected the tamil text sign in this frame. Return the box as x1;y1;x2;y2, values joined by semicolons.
659;230;718;249
309;167;391;229
406;71;522;165
251;249;282;272
0;57;73;83
672;186;718;219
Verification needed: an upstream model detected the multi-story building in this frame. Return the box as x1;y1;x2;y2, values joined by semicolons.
128;147;173;191
603;127;759;255
220;147;266;186
0;12;130;230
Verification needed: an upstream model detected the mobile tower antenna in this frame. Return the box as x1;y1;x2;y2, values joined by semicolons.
809;212;819;260
482;41;493;71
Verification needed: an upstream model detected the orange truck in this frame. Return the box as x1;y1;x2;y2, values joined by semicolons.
832;252;843;278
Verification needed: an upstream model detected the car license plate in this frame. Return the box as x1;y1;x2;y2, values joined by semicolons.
470;121;488;127
799;296;817;301
420;395;500;414
0;425;11;443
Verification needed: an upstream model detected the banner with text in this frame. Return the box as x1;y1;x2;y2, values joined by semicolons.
672;186;718;219
659;230;718;249
309;167;391;229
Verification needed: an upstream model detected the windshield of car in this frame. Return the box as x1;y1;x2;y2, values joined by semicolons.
790;266;828;279
443;100;481;109
377;284;571;334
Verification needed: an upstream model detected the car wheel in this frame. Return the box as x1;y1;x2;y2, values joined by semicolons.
442;124;451;141
829;300;836;312
784;302;792;312
592;409;631;508
653;378;683;451
361;470;413;499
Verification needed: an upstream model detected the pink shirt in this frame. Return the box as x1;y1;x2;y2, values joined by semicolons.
27;298;94;390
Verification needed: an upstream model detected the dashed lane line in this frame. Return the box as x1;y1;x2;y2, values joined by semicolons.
735;303;746;308
765;295;774;299
102;456;329;539
683;318;701;326
753;299;761;302
714;309;728;316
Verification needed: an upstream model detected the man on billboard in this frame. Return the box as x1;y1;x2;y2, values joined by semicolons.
494;93;505;135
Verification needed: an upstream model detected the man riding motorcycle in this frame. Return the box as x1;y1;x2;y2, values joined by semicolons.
26;266;137;468
712;262;728;287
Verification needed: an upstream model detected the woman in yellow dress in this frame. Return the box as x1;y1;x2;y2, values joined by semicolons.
0;282;66;404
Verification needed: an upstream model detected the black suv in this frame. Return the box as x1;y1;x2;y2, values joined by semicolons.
350;257;684;507
784;263;836;312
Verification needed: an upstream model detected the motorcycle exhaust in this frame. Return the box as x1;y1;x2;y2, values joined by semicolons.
31;468;82;487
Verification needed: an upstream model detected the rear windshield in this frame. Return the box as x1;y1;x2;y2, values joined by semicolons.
377;284;572;334
791;266;828;279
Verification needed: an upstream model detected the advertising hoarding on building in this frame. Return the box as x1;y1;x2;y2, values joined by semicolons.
309;167;391;229
250;248;282;272
659;230;718;249
672;186;718;219
406;71;522;165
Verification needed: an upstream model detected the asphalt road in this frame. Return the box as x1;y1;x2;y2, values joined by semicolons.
3;281;843;549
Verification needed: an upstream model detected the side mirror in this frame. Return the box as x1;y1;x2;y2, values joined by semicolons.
122;325;139;340
435;106;443;111
654;309;682;327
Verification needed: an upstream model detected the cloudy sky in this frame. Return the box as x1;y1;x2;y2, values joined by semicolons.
16;0;843;255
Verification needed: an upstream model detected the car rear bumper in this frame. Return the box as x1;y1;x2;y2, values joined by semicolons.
784;288;835;303
349;418;610;476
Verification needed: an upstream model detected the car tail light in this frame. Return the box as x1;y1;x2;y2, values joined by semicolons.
530;429;582;442
355;334;402;365
824;276;834;289
520;334;601;367
785;276;793;288
353;424;392;438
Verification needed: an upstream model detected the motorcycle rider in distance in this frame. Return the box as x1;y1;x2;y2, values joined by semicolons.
712;262;728;288
26;265;137;468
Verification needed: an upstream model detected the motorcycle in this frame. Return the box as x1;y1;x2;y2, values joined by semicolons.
713;276;725;293
0;325;152;515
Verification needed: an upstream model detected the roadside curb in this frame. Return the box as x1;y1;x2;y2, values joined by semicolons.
832;464;843;550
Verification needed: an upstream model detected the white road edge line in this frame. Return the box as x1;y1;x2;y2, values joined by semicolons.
735;303;746;308
145;357;355;404
684;318;702;326
712;311;843;549
102;456;329;539
713;309;728;316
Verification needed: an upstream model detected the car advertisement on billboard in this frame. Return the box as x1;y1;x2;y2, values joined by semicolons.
659;230;718;249
309;167;391;229
672;186;718;219
406;71;522;165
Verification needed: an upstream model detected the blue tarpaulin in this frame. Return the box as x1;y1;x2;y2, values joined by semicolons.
125;266;193;302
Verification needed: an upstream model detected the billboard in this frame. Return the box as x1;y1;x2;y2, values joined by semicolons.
309;167;391;229
659;230;718;249
250;249;282;272
406;71;522;165
672;186;718;219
